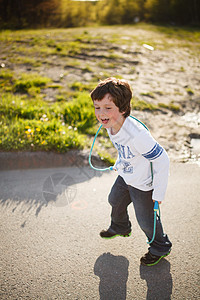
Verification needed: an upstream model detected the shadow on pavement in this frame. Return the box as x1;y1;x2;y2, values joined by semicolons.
140;259;173;300
94;252;129;300
0;166;102;218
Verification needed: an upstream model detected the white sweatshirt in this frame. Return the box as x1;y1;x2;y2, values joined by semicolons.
107;116;169;202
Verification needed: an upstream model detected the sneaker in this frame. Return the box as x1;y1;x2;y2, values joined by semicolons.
140;250;171;266
100;229;131;239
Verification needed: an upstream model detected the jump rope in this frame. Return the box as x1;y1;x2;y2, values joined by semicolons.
89;115;160;244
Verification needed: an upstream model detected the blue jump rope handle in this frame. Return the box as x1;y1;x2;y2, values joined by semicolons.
154;201;159;211
147;201;160;245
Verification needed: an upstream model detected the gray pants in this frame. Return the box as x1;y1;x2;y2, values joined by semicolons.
108;176;172;256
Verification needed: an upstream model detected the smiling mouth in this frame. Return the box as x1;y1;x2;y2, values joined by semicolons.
101;118;109;124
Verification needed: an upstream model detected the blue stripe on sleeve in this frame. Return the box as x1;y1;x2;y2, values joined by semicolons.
142;143;163;160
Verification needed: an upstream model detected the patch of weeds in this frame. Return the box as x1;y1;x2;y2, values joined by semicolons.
174;89;183;96
122;47;130;54
92;72;117;81
115;75;123;79
15;45;41;56
48;84;62;89
186;87;194;96
98;60;107;69
132;98;158;111
0;69;14;90
98;59;118;69
158;103;168;109
65;59;81;68
107;62;118;69
179;66;185;72
108;33;121;44
155;91;164;96
82;65;93;73
67;41;82;55
14;73;51;94
128;67;136;74
107;53;120;60
9;56;42;67
140;92;155;98
56;44;63;52
0;70;14;80
33;38;64;54
46;39;57;48
74;33;94;44
158;102;181;112
70;81;96;92
56;95;66;102
169;102;181;112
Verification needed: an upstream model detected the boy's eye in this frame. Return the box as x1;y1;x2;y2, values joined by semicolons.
94;106;112;110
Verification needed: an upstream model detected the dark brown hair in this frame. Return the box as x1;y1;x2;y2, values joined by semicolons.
90;77;132;118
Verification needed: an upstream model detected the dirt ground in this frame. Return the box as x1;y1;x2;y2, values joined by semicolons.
1;26;200;163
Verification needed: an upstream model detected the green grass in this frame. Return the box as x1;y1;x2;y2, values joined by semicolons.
13;73;51;94
0;92;96;152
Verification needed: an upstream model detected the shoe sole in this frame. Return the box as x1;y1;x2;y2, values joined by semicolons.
141;251;171;267
100;232;131;239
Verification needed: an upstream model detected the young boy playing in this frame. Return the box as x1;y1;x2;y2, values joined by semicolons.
90;77;172;266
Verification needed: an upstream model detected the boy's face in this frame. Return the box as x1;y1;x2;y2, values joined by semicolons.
93;93;125;134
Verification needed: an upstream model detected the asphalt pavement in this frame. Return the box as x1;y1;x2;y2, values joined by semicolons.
0;162;200;299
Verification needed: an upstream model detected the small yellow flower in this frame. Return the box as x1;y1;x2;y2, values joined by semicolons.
25;128;32;134
41;141;46;144
36;128;41;131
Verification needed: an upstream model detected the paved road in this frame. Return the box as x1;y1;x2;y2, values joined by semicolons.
0;162;200;299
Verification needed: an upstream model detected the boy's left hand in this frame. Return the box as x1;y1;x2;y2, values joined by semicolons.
153;200;162;204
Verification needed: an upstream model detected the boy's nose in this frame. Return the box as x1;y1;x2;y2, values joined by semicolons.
98;109;106;116
99;113;107;119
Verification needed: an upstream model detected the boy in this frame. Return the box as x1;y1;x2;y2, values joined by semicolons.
90;77;172;266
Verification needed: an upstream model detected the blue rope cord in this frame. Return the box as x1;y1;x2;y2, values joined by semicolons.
89;124;113;172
